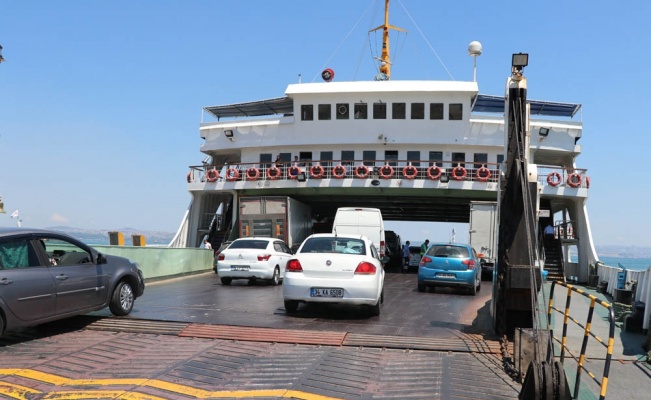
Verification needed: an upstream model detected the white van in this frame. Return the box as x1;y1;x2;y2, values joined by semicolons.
332;207;386;259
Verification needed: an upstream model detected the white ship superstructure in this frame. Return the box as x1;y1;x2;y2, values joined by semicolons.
171;2;595;283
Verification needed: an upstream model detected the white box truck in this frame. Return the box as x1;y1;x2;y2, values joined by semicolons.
468;201;498;280
239;197;313;251
332;207;386;259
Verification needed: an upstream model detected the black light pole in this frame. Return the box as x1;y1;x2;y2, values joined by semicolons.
0;44;5;213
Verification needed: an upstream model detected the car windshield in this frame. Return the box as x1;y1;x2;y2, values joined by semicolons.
229;240;270;250
428;245;469;258
301;237;366;255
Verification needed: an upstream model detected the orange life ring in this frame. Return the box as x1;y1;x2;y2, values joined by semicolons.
288;165;302;179
402;165;418;179
451;166;467;181
427;165;442;180
187;171;193;183
267;166;281;180
226;168;239;182
206;168;219;182
332;164;347;179
547;172;561;187
246;168;259;181
567;172;582;188
378;164;394;179
310;164;325;179
586;176;590;188
476;166;491;182
355;164;370;179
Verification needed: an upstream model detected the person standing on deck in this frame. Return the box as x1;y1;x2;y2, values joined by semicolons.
402;241;411;272
420;239;429;256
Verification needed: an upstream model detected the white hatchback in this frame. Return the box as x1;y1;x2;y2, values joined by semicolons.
282;234;385;316
216;237;292;285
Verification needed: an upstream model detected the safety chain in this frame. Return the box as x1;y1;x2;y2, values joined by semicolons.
500;335;522;382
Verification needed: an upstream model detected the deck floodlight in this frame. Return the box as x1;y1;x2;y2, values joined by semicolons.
296;172;307;182
224;130;234;140
512;53;528;71
539;127;550;137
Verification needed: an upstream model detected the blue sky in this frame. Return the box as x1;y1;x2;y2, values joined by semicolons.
0;0;649;247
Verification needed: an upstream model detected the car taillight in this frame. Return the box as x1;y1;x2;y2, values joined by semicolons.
257;254;271;261
420;256;432;266
354;262;377;275
218;253;225;261
286;259;303;272
462;259;476;270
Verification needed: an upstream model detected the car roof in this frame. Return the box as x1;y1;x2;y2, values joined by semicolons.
0;227;69;238
307;233;367;240
233;237;280;242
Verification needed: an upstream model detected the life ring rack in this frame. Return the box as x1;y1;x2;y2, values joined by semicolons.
226;168;239;182
378;164;394;179
402;165;418;179
355;164;370;179
246;168;260;181
546;172;561;187
332;164;347;179
206;168;219;182
310;164;325;179
186;171;194;183
288;165;302;179
567;172;582;188
476;165;491;182
451;165;467;181
427;165;442;180
267;166;281;180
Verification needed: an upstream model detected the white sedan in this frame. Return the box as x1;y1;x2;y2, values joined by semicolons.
282;234;385;316
215;237;292;285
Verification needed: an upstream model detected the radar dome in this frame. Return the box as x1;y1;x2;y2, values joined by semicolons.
468;41;482;56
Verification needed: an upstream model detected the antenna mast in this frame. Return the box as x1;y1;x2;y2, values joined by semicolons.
370;0;405;80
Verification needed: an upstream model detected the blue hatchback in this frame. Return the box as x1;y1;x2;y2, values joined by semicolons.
417;243;481;295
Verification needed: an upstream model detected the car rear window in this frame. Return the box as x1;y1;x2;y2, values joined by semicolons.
428;245;469;258
229;240;270;250
301;237;366;255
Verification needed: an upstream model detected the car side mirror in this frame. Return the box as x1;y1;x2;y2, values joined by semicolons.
97;253;107;264
382;256;390;265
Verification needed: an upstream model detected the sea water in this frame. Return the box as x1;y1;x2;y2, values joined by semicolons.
597;256;651;272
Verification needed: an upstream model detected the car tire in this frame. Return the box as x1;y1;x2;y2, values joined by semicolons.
269;267;280;286
369;299;381;317
109;281;135;316
417;282;426;292
284;300;299;313
220;277;232;285
477;275;481;293
0;314;4;338
468;278;477;296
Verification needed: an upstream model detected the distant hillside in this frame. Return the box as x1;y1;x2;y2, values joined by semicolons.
46;226;175;246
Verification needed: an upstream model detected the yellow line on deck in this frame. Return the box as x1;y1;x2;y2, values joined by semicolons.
0;369;342;400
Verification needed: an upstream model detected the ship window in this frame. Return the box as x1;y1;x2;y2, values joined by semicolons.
336;103;349;119
260;153;272;168
407;151;420;167
301;105;314;121
299;152;312;166
449;103;463;120
429;151;443;167
474;153;488;169
430;103;443;120
320;151;333;167
411;103;424;119
452;152;466;168
384;150;398;166
373;103;386;119
341;150;355;165
392;103;406;119
318;104;331;120
354;103;367;119
497;154;505;164
363;151;376;166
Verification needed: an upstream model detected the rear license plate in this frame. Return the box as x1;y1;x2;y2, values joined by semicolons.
311;288;344;298
437;273;455;279
231;265;250;271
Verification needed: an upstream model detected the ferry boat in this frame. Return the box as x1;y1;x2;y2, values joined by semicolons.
170;0;596;286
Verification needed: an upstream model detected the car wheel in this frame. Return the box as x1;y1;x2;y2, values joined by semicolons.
380;288;385;304
417;282;426;292
468;278;477;296
477;275;481;293
220;277;232;285
269;267;280;286
0;314;4;338
109;281;135;316
284;300;299;313
369;299;381;317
